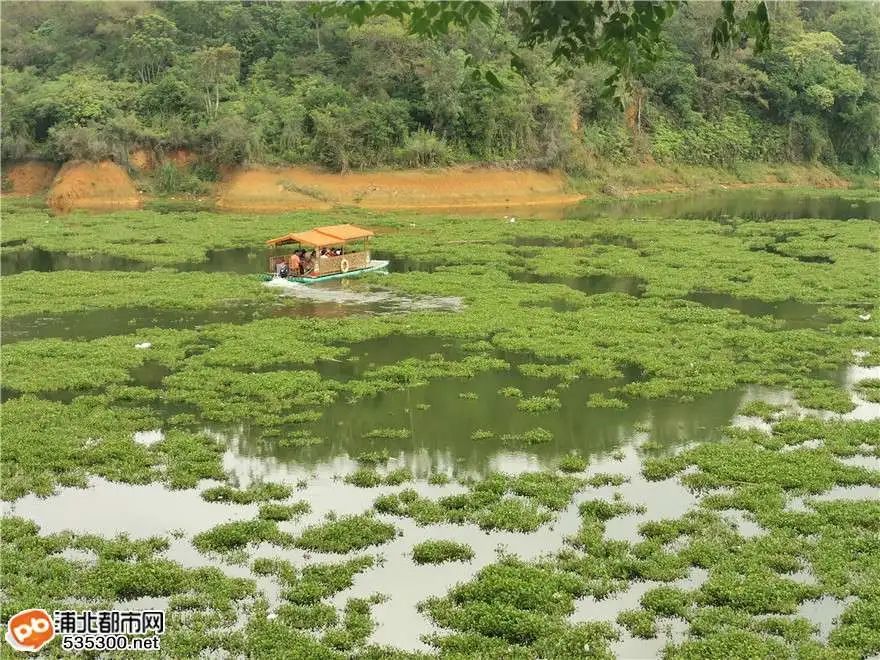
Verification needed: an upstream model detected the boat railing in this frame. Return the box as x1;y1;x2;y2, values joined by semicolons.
268;255;288;273
268;250;371;276
314;250;369;275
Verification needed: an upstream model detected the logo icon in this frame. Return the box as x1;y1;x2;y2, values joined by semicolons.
5;609;55;652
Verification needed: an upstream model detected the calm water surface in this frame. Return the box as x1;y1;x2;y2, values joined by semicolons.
566;188;880;221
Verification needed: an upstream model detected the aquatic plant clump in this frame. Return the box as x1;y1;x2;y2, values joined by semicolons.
344;468;383;488
586;473;629;487
587;393;629;409
558;453;589;473
201;482;293;504
253;555;375;604
412;540;475;564
738;399;786;421
294;514;398;553
517;394;562;413
343;467;413;488
258;502;311;521
855;378;880;403
418;557;621;655
374;472;583;532
245;556;382;655
193;519;294;555
616;609;658;638
500;427;554;446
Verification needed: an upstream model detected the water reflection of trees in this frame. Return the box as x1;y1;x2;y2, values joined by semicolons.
218;368;750;478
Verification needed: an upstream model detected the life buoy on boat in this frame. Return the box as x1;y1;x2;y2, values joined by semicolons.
340;258;350;273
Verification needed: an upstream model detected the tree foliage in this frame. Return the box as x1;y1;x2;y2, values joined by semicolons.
0;1;877;173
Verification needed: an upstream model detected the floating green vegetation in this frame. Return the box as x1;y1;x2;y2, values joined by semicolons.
792;378;856;413
345;469;382;488
500;427;554;446
470;429;495;441
1;330;197;393
258;502;311;522
579;498;646;522
180;318;352;370
166;362;337;426
349;355;509;398
321;596;381;652
3;197;880;659
640;585;692;617
355;449;393;465
738;399;786;421
0;393;229;499
419;557;620;656
375;472;583;532
516;393;562;413
616;609;658;638
344;467;413;488
646;429;880;493
428;473;451;485
294;514;398;554
233;554;385;657
587;393;629;409
1;516;255;656
201;482;293;504
855;378;880;403
769;418;880;456
193;519;294;555
2;270;274;319
586;473;630;487
411;540;475;565
558;453;589;473
458;391;479;400
253;555;375;604
384;468;414;485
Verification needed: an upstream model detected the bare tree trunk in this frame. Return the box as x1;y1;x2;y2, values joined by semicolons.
636;94;642;136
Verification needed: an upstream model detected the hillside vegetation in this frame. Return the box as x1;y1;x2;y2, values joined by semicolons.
2;1;878;181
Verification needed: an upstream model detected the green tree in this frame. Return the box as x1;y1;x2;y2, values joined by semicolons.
188;45;241;119
320;0;771;101
782;32;865;112
124;14;178;83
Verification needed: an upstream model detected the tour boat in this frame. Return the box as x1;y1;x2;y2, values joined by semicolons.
262;224;389;284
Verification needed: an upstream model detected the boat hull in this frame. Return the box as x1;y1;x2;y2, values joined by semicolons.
260;260;390;284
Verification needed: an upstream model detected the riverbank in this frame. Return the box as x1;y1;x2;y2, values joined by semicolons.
2;159;872;214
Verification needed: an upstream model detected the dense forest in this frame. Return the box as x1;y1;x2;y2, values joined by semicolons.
2;1;879;176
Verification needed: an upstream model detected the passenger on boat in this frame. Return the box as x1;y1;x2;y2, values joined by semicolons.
289;251;302;275
303;251;315;273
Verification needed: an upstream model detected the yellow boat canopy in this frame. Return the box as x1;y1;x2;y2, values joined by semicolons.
266;224;374;248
